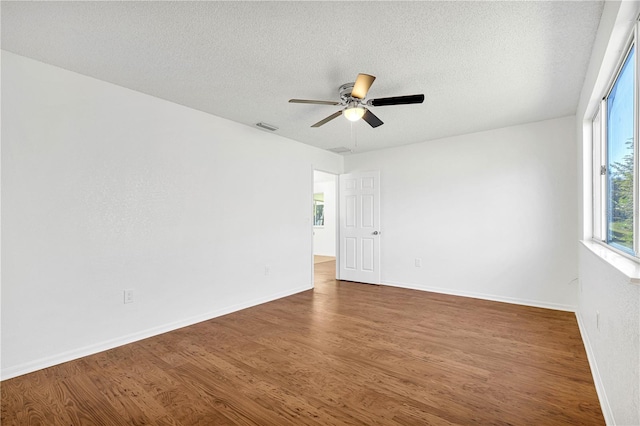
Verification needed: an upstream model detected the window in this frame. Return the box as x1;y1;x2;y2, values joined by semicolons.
313;193;324;226
607;46;635;253
593;37;638;257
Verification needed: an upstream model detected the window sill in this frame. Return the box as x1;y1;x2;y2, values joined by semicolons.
580;240;640;284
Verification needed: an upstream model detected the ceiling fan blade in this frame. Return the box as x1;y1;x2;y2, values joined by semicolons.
311;110;344;127
351;73;376;99
362;109;384;128
369;94;425;107
289;99;341;105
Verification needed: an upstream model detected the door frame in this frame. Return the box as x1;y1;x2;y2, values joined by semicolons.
310;168;381;284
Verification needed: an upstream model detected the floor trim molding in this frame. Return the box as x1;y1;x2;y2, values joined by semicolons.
382;280;577;312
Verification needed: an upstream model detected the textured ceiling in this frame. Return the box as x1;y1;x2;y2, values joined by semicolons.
2;1;604;154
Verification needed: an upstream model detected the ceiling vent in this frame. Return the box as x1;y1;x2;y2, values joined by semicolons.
256;122;278;131
327;147;352;154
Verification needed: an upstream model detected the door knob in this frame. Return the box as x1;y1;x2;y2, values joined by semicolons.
372;231;380;235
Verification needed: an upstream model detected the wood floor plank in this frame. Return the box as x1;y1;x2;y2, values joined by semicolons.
55;375;133;426
0;376;75;426
1;260;604;425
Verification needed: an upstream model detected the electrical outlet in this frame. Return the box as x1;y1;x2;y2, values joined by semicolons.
124;289;134;304
415;258;422;267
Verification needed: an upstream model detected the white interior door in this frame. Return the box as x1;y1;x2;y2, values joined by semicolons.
338;171;381;284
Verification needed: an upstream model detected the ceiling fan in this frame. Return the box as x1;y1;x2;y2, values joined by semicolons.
289;73;424;128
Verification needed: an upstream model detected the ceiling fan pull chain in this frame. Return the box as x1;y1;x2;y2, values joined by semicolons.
352;121;358;149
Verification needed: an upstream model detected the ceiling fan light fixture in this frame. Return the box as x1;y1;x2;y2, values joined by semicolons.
343;104;365;122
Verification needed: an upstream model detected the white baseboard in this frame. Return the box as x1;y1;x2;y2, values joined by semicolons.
1;285;312;381
382;280;577;312
575;312;614;425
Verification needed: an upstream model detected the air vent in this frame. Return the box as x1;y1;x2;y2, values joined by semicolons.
327;147;352;154
256;122;278;131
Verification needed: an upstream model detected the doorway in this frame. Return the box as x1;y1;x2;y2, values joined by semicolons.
313;170;337;275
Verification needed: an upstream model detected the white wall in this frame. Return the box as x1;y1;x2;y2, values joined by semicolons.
575;1;640;424
344;116;578;310
313;171;336;257
578;245;639;425
1;51;343;379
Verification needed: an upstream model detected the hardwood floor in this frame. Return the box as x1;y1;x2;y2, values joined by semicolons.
2;261;604;425
313;255;336;264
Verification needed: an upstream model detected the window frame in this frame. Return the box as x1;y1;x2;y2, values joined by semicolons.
592;25;640;260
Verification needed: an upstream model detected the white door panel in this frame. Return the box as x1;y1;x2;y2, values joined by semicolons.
338;171;381;284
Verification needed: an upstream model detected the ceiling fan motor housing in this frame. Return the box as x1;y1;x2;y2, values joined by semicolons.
339;82;356;103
